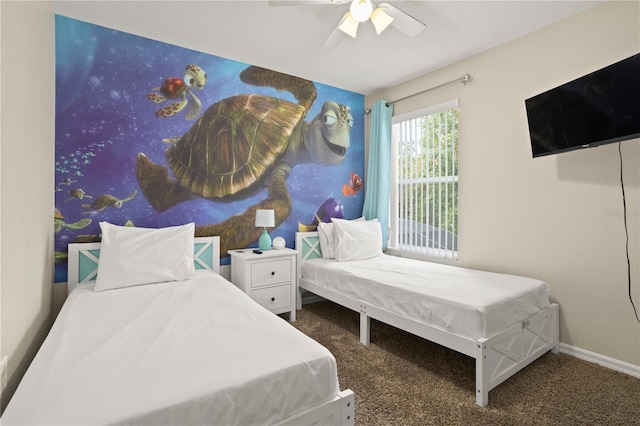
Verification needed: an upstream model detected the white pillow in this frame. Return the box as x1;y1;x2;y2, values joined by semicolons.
94;222;195;291
332;218;383;262
317;222;336;259
317;217;365;259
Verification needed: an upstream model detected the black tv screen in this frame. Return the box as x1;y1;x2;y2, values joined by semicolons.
525;53;640;157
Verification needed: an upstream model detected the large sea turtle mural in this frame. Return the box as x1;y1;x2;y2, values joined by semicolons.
54;15;364;283
136;66;353;254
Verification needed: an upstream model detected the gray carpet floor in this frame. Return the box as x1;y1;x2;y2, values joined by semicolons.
291;301;640;426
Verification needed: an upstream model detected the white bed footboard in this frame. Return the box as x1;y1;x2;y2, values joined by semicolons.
475;303;559;406
277;390;355;426
295;231;560;407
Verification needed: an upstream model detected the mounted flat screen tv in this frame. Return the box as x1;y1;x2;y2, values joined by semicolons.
525;53;640;158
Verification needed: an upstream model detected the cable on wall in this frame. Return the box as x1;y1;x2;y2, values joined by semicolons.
619;142;640;323
364;74;472;114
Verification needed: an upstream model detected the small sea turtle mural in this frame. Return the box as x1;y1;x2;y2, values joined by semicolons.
54;251;68;265
64;188;92;202
60;178;76;186
54;208;92;233
81;190;137;214
146;64;207;120
136;66;353;254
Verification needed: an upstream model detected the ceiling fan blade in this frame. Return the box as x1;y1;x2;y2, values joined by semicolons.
268;0;350;6
378;2;426;37
324;12;350;47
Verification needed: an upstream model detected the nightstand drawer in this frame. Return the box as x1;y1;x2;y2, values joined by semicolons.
251;259;292;288
251;284;291;311
227;247;298;322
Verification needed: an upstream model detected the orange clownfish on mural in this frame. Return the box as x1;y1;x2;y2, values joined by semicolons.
342;172;363;196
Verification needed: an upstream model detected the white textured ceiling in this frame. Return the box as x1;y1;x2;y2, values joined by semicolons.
53;0;603;95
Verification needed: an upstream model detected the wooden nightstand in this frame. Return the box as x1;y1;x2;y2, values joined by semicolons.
228;248;298;321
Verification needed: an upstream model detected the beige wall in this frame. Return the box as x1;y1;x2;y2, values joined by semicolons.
1;0;56;411
368;1;639;366
0;0;637;413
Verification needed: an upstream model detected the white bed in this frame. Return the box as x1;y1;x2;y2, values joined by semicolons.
296;231;559;407
3;236;354;426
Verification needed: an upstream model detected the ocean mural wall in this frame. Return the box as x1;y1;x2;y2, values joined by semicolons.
54;15;365;283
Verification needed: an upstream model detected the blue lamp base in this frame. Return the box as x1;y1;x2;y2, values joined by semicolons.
258;229;272;250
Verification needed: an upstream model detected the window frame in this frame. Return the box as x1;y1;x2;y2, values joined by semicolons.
388;99;459;262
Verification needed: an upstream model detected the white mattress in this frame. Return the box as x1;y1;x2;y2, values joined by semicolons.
3;271;339;425
301;255;551;339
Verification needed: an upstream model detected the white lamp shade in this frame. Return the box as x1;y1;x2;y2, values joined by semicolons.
338;13;360;38
255;209;275;228
371;7;394;34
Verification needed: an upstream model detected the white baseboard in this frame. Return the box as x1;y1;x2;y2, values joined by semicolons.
559;343;640;378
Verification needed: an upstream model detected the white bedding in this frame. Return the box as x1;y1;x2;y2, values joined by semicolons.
3;270;339;426
301;255;551;339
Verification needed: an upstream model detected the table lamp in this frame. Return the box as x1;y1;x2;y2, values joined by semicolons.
255;209;275;250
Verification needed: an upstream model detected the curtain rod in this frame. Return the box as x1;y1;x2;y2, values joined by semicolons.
364;73;473;114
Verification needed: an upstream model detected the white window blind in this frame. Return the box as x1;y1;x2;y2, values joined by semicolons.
389;100;459;259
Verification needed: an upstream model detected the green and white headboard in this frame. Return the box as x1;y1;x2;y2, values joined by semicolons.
67;236;221;295
295;232;322;263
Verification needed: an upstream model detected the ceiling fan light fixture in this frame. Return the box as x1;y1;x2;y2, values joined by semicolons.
349;0;373;22
338;13;360;38
371;7;393;34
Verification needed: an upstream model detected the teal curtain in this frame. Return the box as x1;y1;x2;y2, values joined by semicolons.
363;100;393;250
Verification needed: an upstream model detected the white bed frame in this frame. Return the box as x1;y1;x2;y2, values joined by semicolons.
67;236;355;426
296;231;559;407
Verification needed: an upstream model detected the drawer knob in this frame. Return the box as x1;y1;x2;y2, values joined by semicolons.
271;271;275;276
271;297;275;302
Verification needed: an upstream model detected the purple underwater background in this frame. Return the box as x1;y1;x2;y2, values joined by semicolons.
54;15;365;282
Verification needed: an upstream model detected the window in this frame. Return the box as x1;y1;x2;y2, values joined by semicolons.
389;100;459;260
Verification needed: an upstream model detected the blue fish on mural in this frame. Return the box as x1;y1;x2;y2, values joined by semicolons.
298;197;345;232
136;66;353;254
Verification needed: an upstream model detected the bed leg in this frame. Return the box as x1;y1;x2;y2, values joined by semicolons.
339;389;356;426
359;305;370;346
475;341;489;407
551;304;560;354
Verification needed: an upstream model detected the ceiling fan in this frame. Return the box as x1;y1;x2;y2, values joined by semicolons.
268;0;427;47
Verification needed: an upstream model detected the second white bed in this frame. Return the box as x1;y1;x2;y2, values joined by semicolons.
301;255;551;340
296;231;559;407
